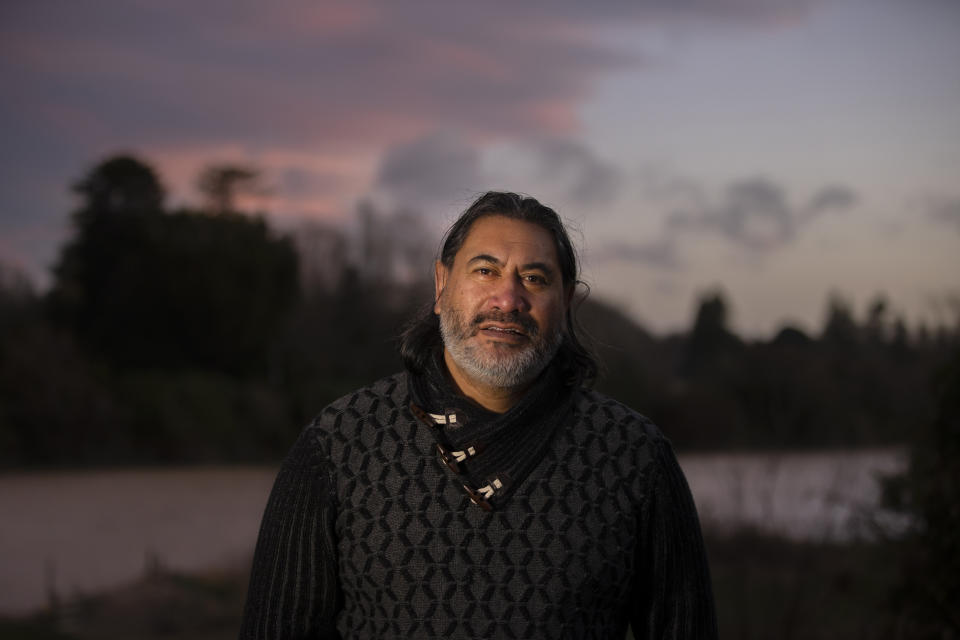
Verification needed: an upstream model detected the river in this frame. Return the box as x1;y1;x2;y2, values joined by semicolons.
0;448;906;615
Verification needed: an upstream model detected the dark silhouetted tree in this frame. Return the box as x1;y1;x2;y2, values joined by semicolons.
884;350;960;636
139;208;299;374
864;293;889;344
683;290;743;375
48;155;299;375
0;260;35;333
73;154;165;215
197;164;263;214
49;155;166;342
821;292;858;346
771;325;811;347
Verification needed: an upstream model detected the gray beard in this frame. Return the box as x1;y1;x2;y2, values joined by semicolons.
438;303;563;390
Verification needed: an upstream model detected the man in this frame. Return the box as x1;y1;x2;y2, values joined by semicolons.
240;192;718;639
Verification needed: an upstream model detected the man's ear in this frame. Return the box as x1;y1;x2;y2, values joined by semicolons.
433;260;448;314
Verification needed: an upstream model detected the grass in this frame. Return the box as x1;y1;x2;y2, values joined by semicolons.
0;568;248;640
1;532;906;640
707;530;903;639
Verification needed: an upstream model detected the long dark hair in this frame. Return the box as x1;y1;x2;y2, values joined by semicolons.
399;191;598;388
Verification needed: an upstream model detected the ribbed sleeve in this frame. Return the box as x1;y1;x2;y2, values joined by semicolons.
240;423;341;640
631;438;718;640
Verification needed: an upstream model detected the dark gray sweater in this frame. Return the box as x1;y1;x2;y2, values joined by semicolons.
240;373;717;639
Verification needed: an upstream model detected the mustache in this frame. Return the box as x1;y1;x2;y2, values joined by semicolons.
470;311;539;336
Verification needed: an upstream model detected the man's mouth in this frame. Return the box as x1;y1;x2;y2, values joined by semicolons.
477;324;528;343
479;323;527;337
479;323;526;335
472;313;537;343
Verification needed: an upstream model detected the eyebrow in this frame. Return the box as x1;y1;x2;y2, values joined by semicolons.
466;254;557;278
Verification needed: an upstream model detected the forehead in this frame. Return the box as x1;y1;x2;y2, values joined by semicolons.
455;216;559;266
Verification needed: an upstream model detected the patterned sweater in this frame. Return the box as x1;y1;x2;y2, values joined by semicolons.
240;373;717;639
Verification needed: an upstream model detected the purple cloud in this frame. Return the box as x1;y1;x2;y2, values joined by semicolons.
0;0;821;286
375;131;483;208
667;177;857;251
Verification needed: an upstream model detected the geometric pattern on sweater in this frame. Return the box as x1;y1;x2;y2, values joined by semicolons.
319;373;660;639
240;372;717;640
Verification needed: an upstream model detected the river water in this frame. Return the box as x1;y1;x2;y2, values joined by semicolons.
0;448;906;615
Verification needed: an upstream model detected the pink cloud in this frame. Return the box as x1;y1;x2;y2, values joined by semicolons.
0;0;823;283
148;143;377;221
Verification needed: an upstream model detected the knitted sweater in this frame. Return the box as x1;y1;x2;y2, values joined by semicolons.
240;373;717;639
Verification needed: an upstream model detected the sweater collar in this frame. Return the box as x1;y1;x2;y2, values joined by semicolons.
407;348;575;511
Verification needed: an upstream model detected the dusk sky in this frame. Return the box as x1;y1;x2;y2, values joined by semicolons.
2;0;958;336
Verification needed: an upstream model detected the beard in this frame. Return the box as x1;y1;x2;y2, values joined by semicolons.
438;299;563;390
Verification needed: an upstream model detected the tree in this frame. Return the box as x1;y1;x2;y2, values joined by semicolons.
884;351;960;636
48;154;166;339
864;293;889;344
683;289;743;375
137;209;299;374
196;164;264;214
73;154;165;215
821;292;858;346
48;155;299;375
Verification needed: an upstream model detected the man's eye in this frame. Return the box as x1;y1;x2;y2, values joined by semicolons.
524;274;547;285
475;267;493;276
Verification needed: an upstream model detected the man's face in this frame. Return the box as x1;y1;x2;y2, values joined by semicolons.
434;215;571;390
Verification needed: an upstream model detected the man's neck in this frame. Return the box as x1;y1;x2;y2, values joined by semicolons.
441;349;529;414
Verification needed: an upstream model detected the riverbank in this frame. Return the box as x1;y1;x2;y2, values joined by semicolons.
1;449;906;616
0;531;905;640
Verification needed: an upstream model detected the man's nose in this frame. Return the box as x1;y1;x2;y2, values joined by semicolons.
488;275;530;313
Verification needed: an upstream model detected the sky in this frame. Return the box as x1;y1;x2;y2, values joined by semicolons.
1;0;958;337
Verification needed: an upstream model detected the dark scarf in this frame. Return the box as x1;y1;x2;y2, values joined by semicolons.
407;349;576;511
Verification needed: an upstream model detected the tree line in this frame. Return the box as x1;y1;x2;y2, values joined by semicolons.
0;154;956;467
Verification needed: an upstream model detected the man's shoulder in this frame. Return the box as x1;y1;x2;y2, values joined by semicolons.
572;386;665;442
309;371;409;430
